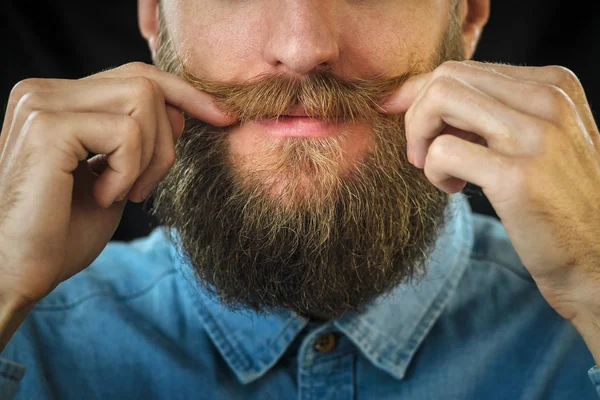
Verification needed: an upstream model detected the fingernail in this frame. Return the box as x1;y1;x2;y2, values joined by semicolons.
407;148;414;164
141;182;157;200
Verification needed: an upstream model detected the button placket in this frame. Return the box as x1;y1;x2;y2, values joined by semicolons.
298;328;353;400
314;332;337;354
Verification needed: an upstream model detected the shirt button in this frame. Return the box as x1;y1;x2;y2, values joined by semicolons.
314;332;337;353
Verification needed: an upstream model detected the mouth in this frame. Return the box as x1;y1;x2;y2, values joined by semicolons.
254;105;344;138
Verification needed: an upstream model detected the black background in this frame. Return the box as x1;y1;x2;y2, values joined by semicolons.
2;1;599;241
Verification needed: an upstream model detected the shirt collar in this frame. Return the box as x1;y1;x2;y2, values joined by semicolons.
171;193;474;384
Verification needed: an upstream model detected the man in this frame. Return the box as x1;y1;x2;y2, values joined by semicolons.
1;0;599;398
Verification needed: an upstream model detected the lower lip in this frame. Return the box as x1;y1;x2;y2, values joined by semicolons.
253;116;343;138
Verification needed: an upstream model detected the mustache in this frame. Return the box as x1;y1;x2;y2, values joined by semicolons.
180;66;411;124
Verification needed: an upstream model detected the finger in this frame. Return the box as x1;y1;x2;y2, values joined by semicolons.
18;111;143;208
1;79;67;137
384;63;578;121
1;79;70;163
395;62;584;126
385;61;600;157
442;62;599;151
166;105;185;140
423;133;509;194
463;62;583;98
87;154;108;176
2;78;159;171
482;62;599;147
381;73;432;113
127;85;176;203
405;76;534;168
89;62;237;127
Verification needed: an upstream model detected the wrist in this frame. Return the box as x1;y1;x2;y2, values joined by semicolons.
571;311;600;365
0;293;35;352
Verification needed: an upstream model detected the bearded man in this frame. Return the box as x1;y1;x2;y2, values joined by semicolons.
1;0;600;399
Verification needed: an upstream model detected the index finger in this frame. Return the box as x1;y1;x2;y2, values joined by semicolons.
381;72;433;113
88;63;237;127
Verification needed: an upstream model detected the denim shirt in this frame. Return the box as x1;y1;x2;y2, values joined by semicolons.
1;193;600;399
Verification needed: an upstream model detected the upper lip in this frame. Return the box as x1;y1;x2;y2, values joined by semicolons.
284;105;311;117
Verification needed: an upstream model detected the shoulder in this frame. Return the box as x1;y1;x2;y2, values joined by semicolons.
432;212;595;397
35;226;179;310
448;211;540;320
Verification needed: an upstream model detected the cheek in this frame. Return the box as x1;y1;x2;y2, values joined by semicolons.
165;0;450;80
165;1;268;80
337;7;449;77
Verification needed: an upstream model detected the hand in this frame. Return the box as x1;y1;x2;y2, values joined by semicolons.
382;61;600;331
0;62;233;313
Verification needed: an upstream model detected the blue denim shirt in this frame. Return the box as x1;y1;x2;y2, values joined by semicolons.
2;193;600;399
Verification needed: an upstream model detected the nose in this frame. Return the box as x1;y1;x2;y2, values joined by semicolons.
263;1;340;75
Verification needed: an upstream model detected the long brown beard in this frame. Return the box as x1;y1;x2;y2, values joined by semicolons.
151;7;465;320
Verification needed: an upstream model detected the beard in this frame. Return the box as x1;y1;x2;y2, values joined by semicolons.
151;7;466;320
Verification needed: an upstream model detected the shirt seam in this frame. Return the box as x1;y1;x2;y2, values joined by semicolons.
470;253;533;283
31;268;179;311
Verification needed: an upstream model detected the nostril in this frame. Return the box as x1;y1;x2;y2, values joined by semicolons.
262;15;340;75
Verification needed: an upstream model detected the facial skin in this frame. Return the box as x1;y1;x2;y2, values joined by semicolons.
150;0;464;176
138;0;488;319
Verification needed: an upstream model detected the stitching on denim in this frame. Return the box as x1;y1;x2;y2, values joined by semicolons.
32;269;178;311
470;255;533;283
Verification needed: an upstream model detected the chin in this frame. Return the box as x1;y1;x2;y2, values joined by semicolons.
150;112;450;320
226;120;375;206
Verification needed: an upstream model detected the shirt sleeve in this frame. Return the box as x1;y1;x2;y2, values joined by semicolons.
588;365;600;397
0;358;25;400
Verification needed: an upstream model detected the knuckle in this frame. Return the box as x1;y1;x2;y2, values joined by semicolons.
502;129;523;154
518;119;552;153
130;76;157;100
544;65;582;93
543;84;574;119
25;110;52;129
124;61;150;74
529;83;572;121
15;92;44;114
10;78;42;102
428;134;453;162
545;84;570;104
427;76;457;101
435;61;465;78
23;111;53;147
